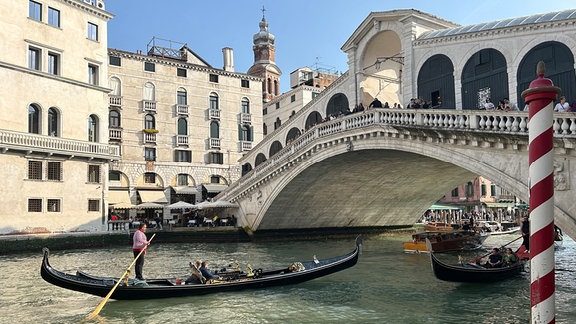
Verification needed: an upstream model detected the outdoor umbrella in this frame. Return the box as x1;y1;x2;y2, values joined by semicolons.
166;201;196;209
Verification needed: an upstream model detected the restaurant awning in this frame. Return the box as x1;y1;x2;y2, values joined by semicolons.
108;190;131;204
202;183;229;193
429;204;464;210
138;190;168;203
484;202;515;208
172;186;199;195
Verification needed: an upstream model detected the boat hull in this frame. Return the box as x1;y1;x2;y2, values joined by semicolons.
404;231;488;253
40;237;361;300
429;251;524;283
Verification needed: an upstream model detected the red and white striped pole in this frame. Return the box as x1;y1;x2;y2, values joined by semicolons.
521;61;560;323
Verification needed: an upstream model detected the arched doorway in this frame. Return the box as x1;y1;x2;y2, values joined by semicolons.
326;93;349;117
417;54;455;109
461;49;508;110
255;153;267;167
305;111;323;129
285;127;301;145
269;140;283;157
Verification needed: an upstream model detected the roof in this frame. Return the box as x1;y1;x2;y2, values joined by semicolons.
418;9;576;40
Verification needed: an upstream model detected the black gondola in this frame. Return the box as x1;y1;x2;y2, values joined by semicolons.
41;237;361;300
427;239;524;283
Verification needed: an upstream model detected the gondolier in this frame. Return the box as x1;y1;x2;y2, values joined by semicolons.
133;223;151;280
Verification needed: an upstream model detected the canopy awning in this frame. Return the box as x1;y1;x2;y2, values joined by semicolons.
484;202;515;208
167;201;196;209
138;190;168;203
172;186;199;195
108;190;131;204
137;202;164;209
429;204;464;210
202;183;229;193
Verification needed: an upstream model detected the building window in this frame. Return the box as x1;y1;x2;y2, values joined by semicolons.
88;64;99;85
177;68;187;77
144;82;155;101
28;104;40;134
28;47;41;70
263;123;267;135
466;182;474;197
291;94;296;102
274;117;281;130
241;79;250;88
263;108;267;115
177;174;188;186
209;74;219;83
48;107;59;136
28;198;42;212
209;152;224;164
48;7;60;27
490;184;497;197
88;165;101;183
177;90;187;105
451;188;458;197
241;98;250;114
481;184;487;196
109;56;121;66
174;150;191;162
144;114;155;130
47;199;61;212
275;102;280;109
210;121;219;138
144;172;156;184
177;118;187;135
211;176;220;184
29;1;42;21
239;125;253;141
109;171;121;181
144;147;156;161
144;62;155;72
88;199;100;212
88;114;98;142
209;93;219;110
28;160;43;180
47;52;59;75
47;161;62;181
109;110;121;128
87;22;98;41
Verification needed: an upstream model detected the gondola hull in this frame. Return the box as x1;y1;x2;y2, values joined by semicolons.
429;251;524;283
41;237;361;300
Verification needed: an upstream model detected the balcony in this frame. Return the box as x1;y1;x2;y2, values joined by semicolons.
109;128;122;142
142;100;157;112
175;135;188;146
0;129;120;160
176;104;189;116
143;130;157;144
239;140;252;151
208;137;221;149
208;108;221;120
239;112;252;124
109;95;122;107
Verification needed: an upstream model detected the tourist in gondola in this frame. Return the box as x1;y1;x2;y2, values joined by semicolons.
132;223;151;280
502;248;518;266
199;261;220;281
484;248;503;268
185;260;204;284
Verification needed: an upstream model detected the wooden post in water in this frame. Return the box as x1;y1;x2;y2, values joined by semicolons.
521;61;559;323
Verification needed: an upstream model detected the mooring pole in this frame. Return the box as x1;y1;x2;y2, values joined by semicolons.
521;61;560;323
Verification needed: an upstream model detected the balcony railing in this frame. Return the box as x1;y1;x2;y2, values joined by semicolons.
0;129;120;160
143;132;157;143
176;104;189;116
142;100;157;112
109;128;122;141
239;112;252;124
208;108;221;120
176;135;188;146
239;140;252;151
208;137;220;149
109;95;122;107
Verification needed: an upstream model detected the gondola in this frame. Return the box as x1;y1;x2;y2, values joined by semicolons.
426;239;524;283
40;237;361;300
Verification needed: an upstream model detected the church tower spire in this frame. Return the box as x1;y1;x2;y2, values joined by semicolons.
248;6;282;103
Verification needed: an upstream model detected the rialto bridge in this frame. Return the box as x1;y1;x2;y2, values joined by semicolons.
218;108;576;240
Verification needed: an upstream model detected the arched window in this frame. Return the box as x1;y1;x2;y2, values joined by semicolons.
177;118;187;135
274;117;281;130
109;110;121;128
267;78;272;94
143;82;155;101
28;104;40;134
209;92;219;110
274;80;279;95
88;114;98;142
144;114;155;130
48;107;59;136
263;123;267;135
177;88;187;105
241;98;250;114
210;121;219;138
109;77;121;96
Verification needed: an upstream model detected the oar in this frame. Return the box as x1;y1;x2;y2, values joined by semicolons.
85;233;156;321
468;236;522;264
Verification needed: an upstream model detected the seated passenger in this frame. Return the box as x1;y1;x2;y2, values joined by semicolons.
199;261;220;281
502;248;518;266
185;260;204;284
485;248;503;268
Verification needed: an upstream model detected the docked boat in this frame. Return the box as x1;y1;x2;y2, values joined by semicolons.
40;237;361;300
428;242;525;283
477;221;520;235
403;230;489;253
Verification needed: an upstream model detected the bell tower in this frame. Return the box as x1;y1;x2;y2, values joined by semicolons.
248;7;282;103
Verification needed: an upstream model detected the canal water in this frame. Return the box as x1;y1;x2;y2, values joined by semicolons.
1;233;575;323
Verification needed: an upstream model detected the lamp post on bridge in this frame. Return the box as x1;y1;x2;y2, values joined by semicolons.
521;61;560;324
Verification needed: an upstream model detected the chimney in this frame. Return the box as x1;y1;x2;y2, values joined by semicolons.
222;47;234;72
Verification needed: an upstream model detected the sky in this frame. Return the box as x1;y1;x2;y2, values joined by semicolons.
105;0;576;93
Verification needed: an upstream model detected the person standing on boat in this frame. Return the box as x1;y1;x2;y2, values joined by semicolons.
132;223;150;280
519;216;530;252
